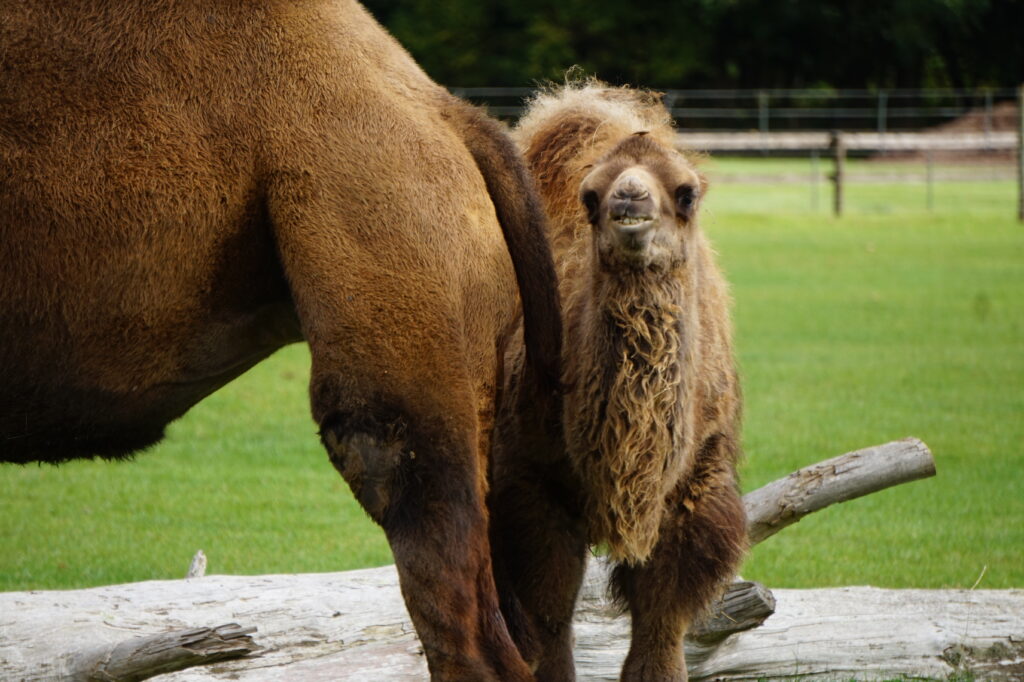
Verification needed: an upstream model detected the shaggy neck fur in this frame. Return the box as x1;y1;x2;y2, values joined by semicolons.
564;250;701;564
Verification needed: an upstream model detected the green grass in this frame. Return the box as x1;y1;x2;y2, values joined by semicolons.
707;209;1023;589
2;167;1021;592
0;344;393;590
703;156;1017;216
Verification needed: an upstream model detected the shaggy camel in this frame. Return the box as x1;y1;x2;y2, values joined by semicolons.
0;1;561;679
490;84;746;681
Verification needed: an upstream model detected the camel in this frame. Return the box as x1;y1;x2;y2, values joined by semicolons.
0;1;561;679
490;83;747;681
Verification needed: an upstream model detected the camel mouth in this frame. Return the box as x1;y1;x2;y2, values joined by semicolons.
611;215;654;230
608;216;656;259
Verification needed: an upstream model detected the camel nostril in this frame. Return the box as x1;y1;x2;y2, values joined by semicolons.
613;187;649;201
612;174;650;201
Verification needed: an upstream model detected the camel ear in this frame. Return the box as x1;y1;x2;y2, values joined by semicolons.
581;189;601;225
675;183;698;220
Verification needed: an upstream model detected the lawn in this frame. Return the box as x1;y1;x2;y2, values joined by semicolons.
1;164;1021;592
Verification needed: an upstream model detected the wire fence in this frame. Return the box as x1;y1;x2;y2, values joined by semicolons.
451;86;1020;134
684;130;1022;217
448;86;1023;218
702;154;1018;217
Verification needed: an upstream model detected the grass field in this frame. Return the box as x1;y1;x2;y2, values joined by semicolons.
1;161;1021;592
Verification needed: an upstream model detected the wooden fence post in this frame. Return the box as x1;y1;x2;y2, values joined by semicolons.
1017;84;1023;222
810;150;820;212
830;131;845;217
877;90;888;143
925;151;935;211
758;90;769;134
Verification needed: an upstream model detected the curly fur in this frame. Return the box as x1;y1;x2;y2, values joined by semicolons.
514;84;676;268
513;81;741;564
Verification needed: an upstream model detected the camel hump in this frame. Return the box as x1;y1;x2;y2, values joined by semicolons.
444;99;563;394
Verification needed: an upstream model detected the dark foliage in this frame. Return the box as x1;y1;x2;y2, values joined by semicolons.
363;0;1024;89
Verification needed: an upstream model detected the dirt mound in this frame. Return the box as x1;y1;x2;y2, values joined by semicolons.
874;100;1018;163
927;100;1018;135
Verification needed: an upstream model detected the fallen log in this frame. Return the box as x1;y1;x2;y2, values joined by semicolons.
3;566;1022;681
576;575;1024;680
7;438;1009;682
744;437;936;544
68;624;258;682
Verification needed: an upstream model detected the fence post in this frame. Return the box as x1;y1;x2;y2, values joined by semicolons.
810;150;820;212
925;151;934;212
877;91;888;155
830;131;845;217
1018;84;1023;222
758;90;769;134
664;91;679;125
984;88;993;139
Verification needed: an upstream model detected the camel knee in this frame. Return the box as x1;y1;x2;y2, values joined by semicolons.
319;410;415;524
318;403;481;538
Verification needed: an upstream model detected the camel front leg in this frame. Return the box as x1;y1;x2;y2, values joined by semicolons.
611;439;747;682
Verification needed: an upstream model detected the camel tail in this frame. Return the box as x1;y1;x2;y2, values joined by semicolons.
447;100;563;395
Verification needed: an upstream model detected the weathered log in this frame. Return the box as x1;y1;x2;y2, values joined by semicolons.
690;581;777;646
1;438;985;682
2;566;1021;681
69;624;258;681
576;574;1024;680
744;436;936;544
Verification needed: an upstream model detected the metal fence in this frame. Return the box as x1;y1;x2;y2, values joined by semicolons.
448;85;1023;219
450;86;1020;134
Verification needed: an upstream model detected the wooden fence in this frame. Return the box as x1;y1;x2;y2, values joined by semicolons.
677;128;1024;219
676;131;1017;152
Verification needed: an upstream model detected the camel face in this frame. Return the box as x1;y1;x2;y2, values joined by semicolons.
579;134;702;272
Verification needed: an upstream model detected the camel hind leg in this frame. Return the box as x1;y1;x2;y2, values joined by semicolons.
489;461;587;680
316;371;529;680
489;341;587;679
611;435;747;682
268;178;532;680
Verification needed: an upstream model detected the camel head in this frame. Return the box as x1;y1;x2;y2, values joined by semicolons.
579;132;703;273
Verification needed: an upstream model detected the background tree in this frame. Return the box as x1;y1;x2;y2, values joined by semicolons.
363;0;1024;90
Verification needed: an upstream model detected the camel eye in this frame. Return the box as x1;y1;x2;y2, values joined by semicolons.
675;184;697;218
581;189;601;225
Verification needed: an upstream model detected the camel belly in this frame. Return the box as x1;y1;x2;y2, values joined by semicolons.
0;296;302;464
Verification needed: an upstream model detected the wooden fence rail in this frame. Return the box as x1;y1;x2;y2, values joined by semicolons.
677;131;1017;152
678;119;1024;219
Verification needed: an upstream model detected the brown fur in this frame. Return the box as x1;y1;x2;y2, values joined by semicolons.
0;2;561;680
491;82;746;681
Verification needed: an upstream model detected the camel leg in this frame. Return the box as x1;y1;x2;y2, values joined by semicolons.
611;438;747;682
270;229;532;678
311;360;532;681
489;458;587;681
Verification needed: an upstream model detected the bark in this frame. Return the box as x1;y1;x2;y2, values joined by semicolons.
744;437;936;544
68;624;258;682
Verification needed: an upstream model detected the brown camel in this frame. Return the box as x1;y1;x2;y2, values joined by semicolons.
490;82;747;681
0;2;561;679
